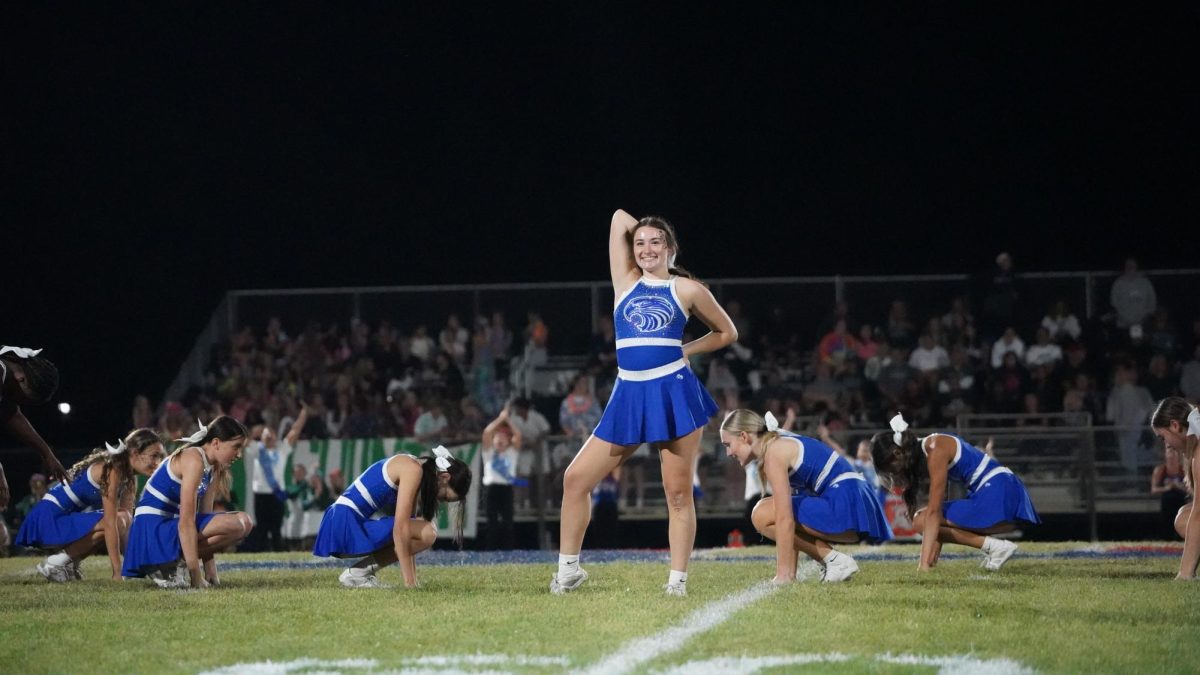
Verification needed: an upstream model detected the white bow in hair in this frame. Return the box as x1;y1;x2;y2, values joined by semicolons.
889;413;909;446
1188;407;1200;438
105;439;127;456
763;411;780;432
176;418;209;444
0;346;43;359
432;445;453;471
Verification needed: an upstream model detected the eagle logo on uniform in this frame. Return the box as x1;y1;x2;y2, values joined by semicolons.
623;296;675;333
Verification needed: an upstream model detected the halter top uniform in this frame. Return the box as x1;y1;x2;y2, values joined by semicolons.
923;433;1040;529
122;447;218;577
592;276;719;445
15;464;106;548
775;431;892;543
313;454;421;558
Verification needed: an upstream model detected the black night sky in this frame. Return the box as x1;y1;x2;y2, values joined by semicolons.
3;5;1197;447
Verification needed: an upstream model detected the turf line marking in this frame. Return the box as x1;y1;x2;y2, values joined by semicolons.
653;653;1034;675
199;658;378;675
580;581;783;675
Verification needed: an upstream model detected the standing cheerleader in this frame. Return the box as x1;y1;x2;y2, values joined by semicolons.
721;410;892;583
122;416;253;588
870;414;1040;571
1148;397;1200;579
313;446;472;588
552;209;737;596
16;429;165;581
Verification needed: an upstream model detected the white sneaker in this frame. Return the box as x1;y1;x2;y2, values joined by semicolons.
821;554;859;583
36;560;72;583
67;560;84;580
339;568;392;589
149;562;190;589
664;581;687;597
549;567;589;594
982;540;1018;571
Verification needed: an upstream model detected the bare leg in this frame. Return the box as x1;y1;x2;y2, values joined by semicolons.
913;508;1015;550
63;524;106;560
752;497;857;562
1177;504;1193;540
660;428;705;573
360;519;438;569
559;436;636;555
198;512;253;558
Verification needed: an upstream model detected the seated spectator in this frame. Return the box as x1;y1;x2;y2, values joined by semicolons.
1143;353;1179;401
1041;300;1081;343
876;347;916;411
1110;257;1156;330
884;299;917;350
413;400;449;443
909;333;949;375
1025;327;1064;367
987;352;1029;414
991;327;1026;369
816;319;859;369
706;357;741;398
936;346;978;420
1147;306;1179;358
409;324;435;364
802;362;846;412
1180;344;1200;401
855;324;880;361
439;314;469;364
941;295;974;343
1023;364;1063;416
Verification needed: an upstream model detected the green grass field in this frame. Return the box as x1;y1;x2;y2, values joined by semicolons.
2;543;1198;674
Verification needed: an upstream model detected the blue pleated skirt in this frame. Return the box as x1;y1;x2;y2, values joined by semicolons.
593;365;718;446
792;478;894;544
14;500;102;548
943;471;1041;530
312;504;395;558
122;512;218;578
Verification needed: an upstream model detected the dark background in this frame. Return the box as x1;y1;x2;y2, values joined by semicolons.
2;5;1196;450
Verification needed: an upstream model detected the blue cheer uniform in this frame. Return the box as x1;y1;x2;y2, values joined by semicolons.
15;465;105;548
924;433;1040;529
592;276;718;445
775;431;893;543
313;455;420;558
122;447;218;577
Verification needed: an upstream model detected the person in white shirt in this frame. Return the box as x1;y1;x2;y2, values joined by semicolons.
1025;327;1064;367
245;404;308;552
1041;300;1081;343
508;397;551;509
990;327;1026;369
413;401;449;443
908;334;950;373
480;405;524;550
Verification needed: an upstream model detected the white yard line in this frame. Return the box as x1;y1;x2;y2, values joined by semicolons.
580;581;783;675
653;652;1035;675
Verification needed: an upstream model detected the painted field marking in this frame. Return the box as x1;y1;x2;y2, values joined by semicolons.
653;652;1035;675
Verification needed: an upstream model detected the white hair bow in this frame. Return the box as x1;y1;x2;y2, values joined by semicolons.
0;346;43;359
763;411;780;432
889;413;909;446
105;439;127;456
1188;407;1200;438
432;445;453;471
176;419;209;444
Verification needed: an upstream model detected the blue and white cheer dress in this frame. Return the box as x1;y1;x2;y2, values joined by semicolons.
777;431;893;543
593;276;719;445
925;433;1040;529
122;447;217;577
15;465;105;548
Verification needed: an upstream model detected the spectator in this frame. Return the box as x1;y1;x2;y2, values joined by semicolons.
1041;300;1081;343
1151;448;1189;540
1143;354;1179;401
802;362;845;412
1180;344;1200;401
132;394;154;429
413;400;449;444
991;327;1026;369
884;300;917;350
1110;257;1157;329
1147;306;1179;358
979;251;1021;340
1105;361;1154;472
489;310;514;377
987;352;1029;415
439;314;470;364
706;357;740;397
936;346;978;420
9;473;47;531
432;350;465;402
816;319;859;368
245;404;308;552
409;324;435;364
940;295;974;344
1025;327;1064;368
909;333;950;375
855;324;880;361
342;395;382;439
481;405;522;550
284;463;311;551
508;396;551;509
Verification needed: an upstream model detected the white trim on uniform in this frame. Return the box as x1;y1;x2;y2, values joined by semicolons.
43;493;63;509
164;456;184;485
60;482;84;508
828;471;865;486
812;452;841;492
144;482;179;508
353;479;378;510
134;506;178;518
615;337;683;349
86;464;102;490
923;433;963;468
335;495;365;518
972;466;1013;490
968;455;993;487
668;277;689;319
618;358;687;382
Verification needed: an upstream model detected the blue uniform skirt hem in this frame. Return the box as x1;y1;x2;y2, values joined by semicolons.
14;502;103;549
791;479;894;544
312;504;395;558
593;366;718;446
942;472;1041;530
122;512;219;578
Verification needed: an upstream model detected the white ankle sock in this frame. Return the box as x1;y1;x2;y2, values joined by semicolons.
347;566;374;577
557;554;580;579
668;569;687;586
47;552;72;566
